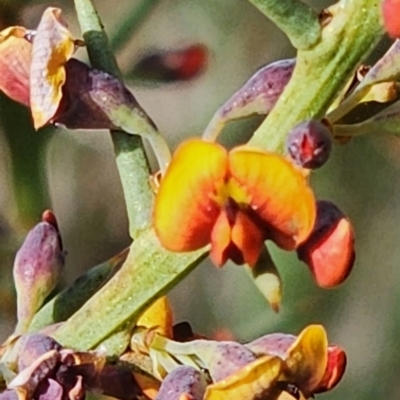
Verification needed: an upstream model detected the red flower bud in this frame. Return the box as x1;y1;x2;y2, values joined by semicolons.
286;120;332;170
297;200;355;288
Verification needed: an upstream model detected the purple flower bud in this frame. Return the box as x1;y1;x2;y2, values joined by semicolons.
155;366;207;400
13;211;65;334
286;120;332;169
17;333;62;371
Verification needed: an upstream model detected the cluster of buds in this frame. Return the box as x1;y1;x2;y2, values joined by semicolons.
0;333;139;400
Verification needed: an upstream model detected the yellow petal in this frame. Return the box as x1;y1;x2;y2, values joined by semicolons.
137;296;174;338
204;355;282;400
229;147;316;250
30;7;76;129
154;139;227;252
285;324;328;393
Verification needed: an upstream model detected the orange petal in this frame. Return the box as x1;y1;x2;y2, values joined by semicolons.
229;147;316;250
210;209;231;267
302;218;355;288
231;209;265;266
30;7;77;129
210;207;265;267
154;139;227;252
0;27;32;106
298;201;355;288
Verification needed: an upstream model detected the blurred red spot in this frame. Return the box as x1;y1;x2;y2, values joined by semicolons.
382;0;400;38
132;44;208;83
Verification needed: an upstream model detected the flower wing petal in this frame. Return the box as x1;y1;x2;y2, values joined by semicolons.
154;139;227;252
229;148;316;250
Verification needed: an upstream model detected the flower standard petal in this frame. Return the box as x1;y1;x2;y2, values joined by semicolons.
154;139;228;252
228;147;316;250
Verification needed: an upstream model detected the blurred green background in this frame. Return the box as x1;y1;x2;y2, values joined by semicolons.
0;0;399;399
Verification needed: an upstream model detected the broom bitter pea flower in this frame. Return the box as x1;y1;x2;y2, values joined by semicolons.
154;138;316;267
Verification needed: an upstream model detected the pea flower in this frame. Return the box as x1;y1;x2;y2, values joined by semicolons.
154;139;316;267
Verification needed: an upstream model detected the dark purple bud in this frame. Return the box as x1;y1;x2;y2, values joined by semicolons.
155;366;207;400
186;340;257;382
13;211;65;334
203;59;295;140
35;379;64;400
8;350;60;398
54;59;155;132
220;59;295;120
0;390;19;400
17;333;62;371
286;120;332;169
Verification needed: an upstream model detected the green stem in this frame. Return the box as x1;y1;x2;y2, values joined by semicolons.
248;0;383;153
110;0;161;53
73;0;160;238
247;0;321;50
52;230;207;350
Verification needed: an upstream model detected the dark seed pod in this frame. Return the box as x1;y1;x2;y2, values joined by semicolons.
297;200;355;288
286;120;332;169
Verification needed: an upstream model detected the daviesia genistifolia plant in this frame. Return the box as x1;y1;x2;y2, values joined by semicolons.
0;0;398;399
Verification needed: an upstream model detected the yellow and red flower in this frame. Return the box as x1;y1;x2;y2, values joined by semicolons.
153;138;316;267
